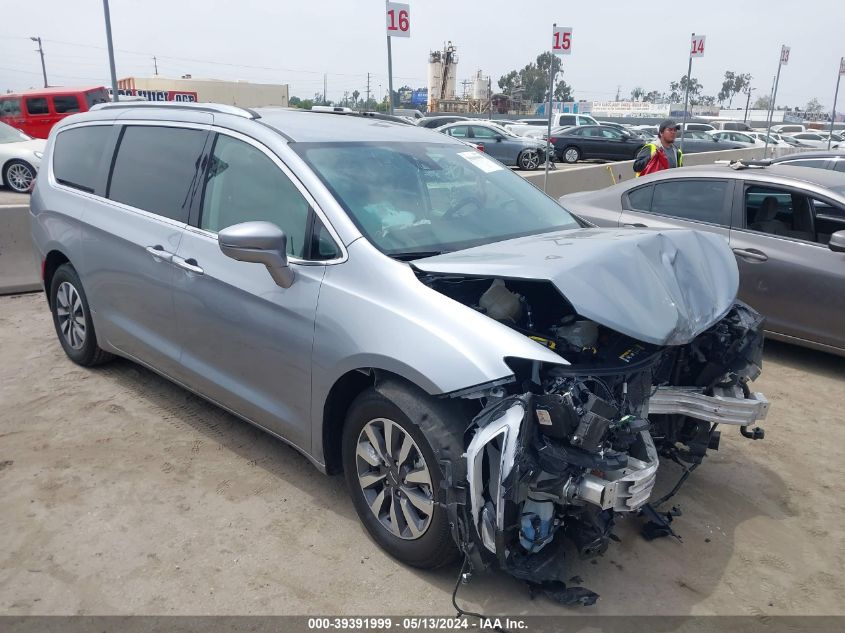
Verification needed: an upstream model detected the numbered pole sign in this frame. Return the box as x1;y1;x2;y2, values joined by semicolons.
386;2;410;38
690;34;706;57
552;26;572;55
839;56;844;76
780;45;791;65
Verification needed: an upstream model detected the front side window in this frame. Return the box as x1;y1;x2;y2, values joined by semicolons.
471;126;499;139
744;185;818;242
200;134;312;258
445;126;469;138
294;142;580;257
53;125;112;193
626;185;653;211
52;95;81;114
26;97;49;115
108;126;208;222
651;180;729;225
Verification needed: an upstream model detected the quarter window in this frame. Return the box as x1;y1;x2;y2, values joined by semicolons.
108;126;208;222
53;125;112;193
25;97;49;115
200;134;313;259
650;180;729;225
626;185;653;211
52;95;81;114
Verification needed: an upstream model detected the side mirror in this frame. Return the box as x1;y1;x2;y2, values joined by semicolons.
218;221;294;288
495;135;504;142
829;230;845;253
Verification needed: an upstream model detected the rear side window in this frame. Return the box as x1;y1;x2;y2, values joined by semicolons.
651;180;729;225
108;126;208;222
782;159;828;169
835;161;845;173
626;185;653;211
53;125;112;193
558;115;576;126
52;95;81;114
26;97;49;115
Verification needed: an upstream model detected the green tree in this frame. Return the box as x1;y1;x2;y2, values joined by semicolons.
289;96;302;107
805;98;824;113
630;86;645;100
498;70;519;94
752;94;772;110
669;75;703;104
718;71;752;107
644;90;664;103
351;90;360;107
496;52;574;104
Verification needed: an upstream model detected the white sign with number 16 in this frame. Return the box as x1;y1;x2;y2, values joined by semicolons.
552;27;572;55
691;35;706;57
386;3;410;38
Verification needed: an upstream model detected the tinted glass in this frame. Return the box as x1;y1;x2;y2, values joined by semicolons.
295;142;580;257
558;115;576;126
472;126;499;139
446;126;469;138
783;159;828;169
26;97;49;115
85;89;110;107
52;95;81;114
627;185;653;211
201;134;312;258
834;161;845;173
1;98;22;116
53;125;112;193
108;126;207;221
651;180;728;224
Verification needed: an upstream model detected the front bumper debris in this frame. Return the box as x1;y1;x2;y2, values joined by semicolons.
648;385;769;426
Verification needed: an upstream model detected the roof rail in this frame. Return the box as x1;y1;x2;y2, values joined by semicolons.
90;101;261;119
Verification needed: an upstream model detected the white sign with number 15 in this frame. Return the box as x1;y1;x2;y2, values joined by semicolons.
552;26;572;55
386;2;410;38
691;34;706;57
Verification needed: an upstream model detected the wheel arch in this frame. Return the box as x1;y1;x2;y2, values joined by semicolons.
43;249;71;307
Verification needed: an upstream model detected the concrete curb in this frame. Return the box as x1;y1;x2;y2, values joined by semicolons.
0;204;42;295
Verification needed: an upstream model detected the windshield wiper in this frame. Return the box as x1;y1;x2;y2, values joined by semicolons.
388;250;445;261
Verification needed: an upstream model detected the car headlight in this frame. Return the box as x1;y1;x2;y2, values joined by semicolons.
33;151;43;159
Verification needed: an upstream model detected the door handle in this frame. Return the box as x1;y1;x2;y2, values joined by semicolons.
623;222;648;228
145;245;174;262
172;255;204;275
732;247;768;262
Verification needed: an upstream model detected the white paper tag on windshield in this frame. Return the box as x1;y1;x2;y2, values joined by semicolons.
458;151;503;173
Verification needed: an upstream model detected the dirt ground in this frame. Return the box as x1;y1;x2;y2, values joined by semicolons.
1;291;844;617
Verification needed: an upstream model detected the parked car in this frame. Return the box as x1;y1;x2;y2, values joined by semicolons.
745;131;791;147
560;163;845;355
769;151;845;172
709;130;764;147
682;122;716;132
0;86;110;139
596;121;629;133
678;130;744;153
548;125;645;163
416;115;470;129
771;124;806;134
777;133;814;148
786;132;830;149
518;113;599;128
438;121;547;169
708;119;754;131
0;121;45;193
31;101;767;597
631;124;659;137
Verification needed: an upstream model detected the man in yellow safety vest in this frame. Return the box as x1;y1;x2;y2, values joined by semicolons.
633;119;684;177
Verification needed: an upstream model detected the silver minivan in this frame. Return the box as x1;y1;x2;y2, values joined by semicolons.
30;102;768;597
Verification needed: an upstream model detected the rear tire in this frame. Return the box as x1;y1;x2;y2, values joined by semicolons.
563;146;580;163
49;264;113;366
4;160;36;193
342;385;462;569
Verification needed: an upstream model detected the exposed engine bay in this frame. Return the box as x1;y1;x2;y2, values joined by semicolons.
415;272;768;605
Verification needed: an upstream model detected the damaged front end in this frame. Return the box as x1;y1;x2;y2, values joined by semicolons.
417;272;767;603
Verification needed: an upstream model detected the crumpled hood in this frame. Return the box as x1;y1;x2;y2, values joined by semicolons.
414;228;739;346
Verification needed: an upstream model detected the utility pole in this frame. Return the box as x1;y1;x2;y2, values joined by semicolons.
101;0;120;102
30;36;48;88
743;86;754;123
323;73;327;105
365;72;371;110
764;45;790;158
153;56;158;76
829;57;844;150
615;84;621;101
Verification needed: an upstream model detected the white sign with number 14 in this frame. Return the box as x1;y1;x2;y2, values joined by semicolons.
691;35;706;57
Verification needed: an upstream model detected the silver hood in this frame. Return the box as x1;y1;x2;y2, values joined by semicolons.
414;228;739;346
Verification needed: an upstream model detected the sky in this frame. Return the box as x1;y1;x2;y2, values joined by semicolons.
1;0;843;111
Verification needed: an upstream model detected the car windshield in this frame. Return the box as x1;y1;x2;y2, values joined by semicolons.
295;142;580;258
0;122;31;143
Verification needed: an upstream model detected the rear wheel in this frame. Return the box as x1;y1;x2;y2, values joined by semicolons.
4;160;36;193
49;264;113;366
342;386;461;568
563;146;580;163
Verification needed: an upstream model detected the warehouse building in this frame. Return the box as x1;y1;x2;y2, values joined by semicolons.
116;76;289;107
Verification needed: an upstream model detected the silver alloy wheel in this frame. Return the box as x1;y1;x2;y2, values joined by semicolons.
520;150;540;170
356;417;434;540
56;281;86;350
564;148;580;163
6;162;35;193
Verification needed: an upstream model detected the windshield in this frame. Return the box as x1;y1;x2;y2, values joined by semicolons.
0;121;31;143
295;142;580;258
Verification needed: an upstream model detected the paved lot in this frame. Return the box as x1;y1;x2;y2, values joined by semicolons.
1;292;844;616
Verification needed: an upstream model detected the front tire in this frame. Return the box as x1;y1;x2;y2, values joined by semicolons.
518;149;541;170
4;160;36;193
49;264;113;366
562;146;581;163
342;386;461;569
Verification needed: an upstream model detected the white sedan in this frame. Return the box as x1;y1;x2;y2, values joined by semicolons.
785;132;830;149
0;122;45;193
708;130;765;147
